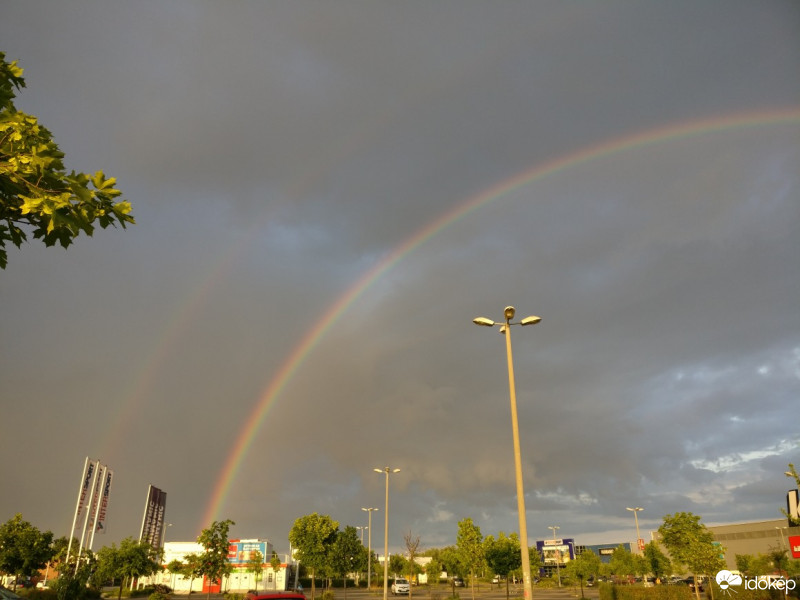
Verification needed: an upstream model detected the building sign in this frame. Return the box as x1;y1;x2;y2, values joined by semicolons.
536;539;574;565
789;535;800;560
788;490;799;525
227;540;269;566
94;470;113;533
599;548;615;556
140;485;167;548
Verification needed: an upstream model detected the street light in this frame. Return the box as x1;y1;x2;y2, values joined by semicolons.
473;306;540;600
626;507;644;553
362;508;379;591
374;468;400;600
548;526;561;588
776;526;788;550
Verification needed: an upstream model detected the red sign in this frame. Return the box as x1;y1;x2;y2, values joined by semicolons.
638;539;645;551
789;535;800;559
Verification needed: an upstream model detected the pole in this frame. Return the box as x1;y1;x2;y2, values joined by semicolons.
75;460;101;574
363;508;377;591
367;514;372;591
383;471;390;600
65;457;90;569
627;508;643;553
548;526;561;588
504;321;534;600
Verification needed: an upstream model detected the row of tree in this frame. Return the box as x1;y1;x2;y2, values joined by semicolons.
4;506;798;600
286;510;799;600
0;515;241;600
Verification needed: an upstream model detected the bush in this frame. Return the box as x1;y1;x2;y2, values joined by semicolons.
148;593;169;600
47;574;101;600
320;592;335;600
598;582;693;600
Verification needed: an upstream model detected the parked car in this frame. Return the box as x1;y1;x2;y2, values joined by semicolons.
391;578;410;595
0;587;22;600
683;577;704;592
452;577;465;587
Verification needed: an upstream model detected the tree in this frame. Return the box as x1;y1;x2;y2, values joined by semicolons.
197;519;236;599
734;554;754;576
563;550;600;599
642;541;671;581
288;513;339;600
608;545;636;582
527;545;542;581
166;559;185;592
0;53;134;269
94;537;161;600
404;530;422;597
246;550;264;592
270;552;282;590
389;554;408;579
0;514;55;590
436;546;462;582
328;526;364;599
424;555;442;592
456;518;483;600
658;512;725;600
483;532;522;600
180;553;204;595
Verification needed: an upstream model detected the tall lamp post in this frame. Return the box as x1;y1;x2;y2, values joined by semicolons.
362;507;379;590
776;526;787;551
548;526;561;587
357;526;367;544
375;468;400;600
474;306;541;600
626;507;644;553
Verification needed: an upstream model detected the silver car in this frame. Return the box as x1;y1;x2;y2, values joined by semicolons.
391;578;410;595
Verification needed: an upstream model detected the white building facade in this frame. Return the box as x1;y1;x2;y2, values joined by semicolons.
149;539;289;593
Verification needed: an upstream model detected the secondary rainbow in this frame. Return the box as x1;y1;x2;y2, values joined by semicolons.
201;106;800;529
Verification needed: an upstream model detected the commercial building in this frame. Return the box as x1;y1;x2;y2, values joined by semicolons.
707;519;800;569
147;539;291;593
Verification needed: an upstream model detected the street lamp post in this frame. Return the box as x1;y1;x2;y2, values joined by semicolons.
776;526;787;550
548;526;561;587
374;468;400;600
474;306;541;600
362;507;379;591
626;507;644;553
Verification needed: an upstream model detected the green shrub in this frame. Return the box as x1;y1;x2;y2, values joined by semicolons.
320;591;335;600
148;593;169;600
598;582;694;600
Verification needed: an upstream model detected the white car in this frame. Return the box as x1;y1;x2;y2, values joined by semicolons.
391;578;410;595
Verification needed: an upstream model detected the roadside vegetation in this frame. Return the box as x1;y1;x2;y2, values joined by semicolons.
4;471;800;600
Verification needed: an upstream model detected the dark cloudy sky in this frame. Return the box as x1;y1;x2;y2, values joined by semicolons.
1;2;799;556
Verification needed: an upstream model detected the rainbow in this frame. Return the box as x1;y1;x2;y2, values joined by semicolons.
200;106;800;529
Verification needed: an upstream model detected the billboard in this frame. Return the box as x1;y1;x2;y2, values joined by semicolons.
536;538;575;565
228;540;269;566
140;485;168;548
789;535;800;560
